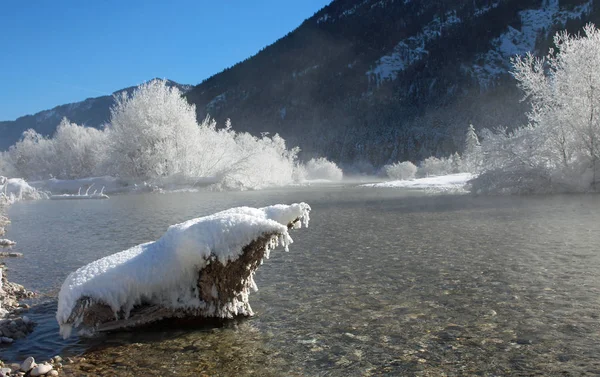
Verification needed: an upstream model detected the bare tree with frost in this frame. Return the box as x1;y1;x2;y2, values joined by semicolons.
475;24;600;193
108;80;200;180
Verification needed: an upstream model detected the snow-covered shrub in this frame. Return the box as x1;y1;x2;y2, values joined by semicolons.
469;168;562;195
383;161;417;180
217;133;300;190
292;163;307;183
0;152;16;178
0;178;48;204
302;157;343;181
418;156;453;177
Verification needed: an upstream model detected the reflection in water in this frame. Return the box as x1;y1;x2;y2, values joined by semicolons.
61;320;292;377
2;187;600;375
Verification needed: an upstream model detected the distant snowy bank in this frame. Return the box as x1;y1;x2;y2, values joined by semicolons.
57;202;311;338
29;172;343;196
362;173;473;193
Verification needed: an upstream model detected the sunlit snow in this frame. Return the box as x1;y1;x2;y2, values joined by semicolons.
362;173;473;191
56;202;311;338
471;0;593;87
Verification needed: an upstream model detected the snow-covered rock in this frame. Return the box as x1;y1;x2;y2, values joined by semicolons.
0;239;16;247
57;202;311;338
0;178;47;204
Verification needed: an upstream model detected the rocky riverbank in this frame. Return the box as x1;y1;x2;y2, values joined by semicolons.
0;182;74;377
1;211;34;343
0;265;36;343
0;355;68;377
0;255;45;377
1;200;36;344
0;203;49;376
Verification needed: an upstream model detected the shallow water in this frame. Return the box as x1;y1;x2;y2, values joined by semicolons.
2;187;600;375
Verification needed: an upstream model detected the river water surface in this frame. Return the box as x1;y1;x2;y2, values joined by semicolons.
2;186;600;376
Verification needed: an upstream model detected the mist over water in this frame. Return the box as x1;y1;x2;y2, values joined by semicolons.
2;187;600;375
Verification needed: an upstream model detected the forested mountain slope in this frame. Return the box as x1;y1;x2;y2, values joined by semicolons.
185;0;599;169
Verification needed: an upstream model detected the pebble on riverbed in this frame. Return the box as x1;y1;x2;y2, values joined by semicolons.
0;240;16;248
0;356;63;377
0;215;9;238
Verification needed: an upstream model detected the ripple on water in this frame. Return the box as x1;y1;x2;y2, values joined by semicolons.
2;189;600;375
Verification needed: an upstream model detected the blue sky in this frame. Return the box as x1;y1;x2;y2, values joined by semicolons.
0;0;331;121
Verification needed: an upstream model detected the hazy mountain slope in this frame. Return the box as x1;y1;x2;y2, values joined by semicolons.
186;0;599;168
0;80;191;151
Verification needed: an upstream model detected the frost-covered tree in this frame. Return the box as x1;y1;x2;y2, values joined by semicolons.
2;79;336;190
464;124;480;154
474;24;600;193
450;152;462;173
105;80;302;189
462;124;482;173
418;156;453;177
383;161;417;180
107;79;200;179
6;119;107;180
51;118;108;179
7;129;55;180
514;25;600;183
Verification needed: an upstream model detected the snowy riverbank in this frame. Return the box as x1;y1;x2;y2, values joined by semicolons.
361;173;474;192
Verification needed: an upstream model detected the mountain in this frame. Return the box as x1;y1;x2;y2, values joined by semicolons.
0;79;192;151
185;0;599;169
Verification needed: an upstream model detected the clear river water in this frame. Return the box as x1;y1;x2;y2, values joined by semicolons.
2;185;600;376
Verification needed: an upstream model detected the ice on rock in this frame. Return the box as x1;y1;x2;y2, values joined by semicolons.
56;202;311;338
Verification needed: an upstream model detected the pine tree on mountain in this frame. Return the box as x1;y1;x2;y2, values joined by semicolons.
463;124;482;173
465;123;480;155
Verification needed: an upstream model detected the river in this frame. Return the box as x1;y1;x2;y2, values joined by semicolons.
2;186;600;376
